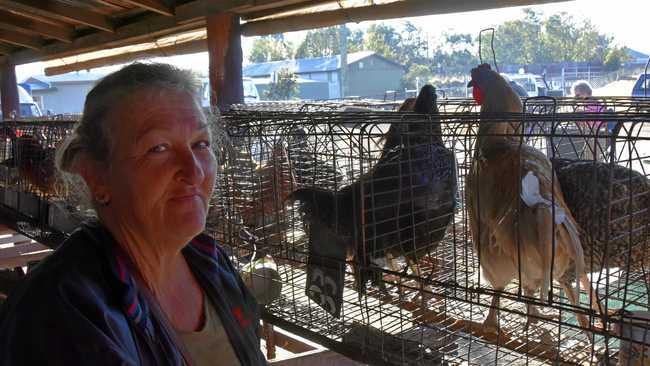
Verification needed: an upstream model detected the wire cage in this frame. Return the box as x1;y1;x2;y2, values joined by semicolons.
213;98;650;365
0;119;82;247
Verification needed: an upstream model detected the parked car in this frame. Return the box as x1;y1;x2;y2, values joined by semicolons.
632;74;650;97
0;85;43;119
501;72;547;97
200;77;260;109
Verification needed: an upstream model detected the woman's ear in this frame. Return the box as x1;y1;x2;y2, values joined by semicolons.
76;156;110;203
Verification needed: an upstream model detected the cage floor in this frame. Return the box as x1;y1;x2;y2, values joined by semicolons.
238;206;648;365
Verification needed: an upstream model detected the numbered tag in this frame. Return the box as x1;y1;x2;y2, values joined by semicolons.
305;221;346;318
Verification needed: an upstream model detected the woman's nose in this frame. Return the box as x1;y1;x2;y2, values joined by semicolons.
177;149;205;184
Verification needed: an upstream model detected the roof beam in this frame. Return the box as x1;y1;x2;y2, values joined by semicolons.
9;0;251;65
174;0;251;24
0;29;41;50
0;0;115;32
241;0;336;21
45;39;207;76
0;44;15;55
0;11;73;42
120;0;175;16
242;0;572;36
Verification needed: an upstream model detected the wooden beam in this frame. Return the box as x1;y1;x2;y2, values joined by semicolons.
120;0;175;16
0;44;14;55
241;0;336;21
0;0;115;32
44;39;207;76
174;0;250;24
8;0;251;65
0;29;41;50
207;12;243;111
0;11;73;43
0;60;19;118
241;0;572;36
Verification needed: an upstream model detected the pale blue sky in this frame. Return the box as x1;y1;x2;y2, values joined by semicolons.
16;0;649;80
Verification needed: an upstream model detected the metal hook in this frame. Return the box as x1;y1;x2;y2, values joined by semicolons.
478;28;499;73
643;57;650;97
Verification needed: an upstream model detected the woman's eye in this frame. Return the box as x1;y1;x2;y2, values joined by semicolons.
194;140;210;149
147;144;169;153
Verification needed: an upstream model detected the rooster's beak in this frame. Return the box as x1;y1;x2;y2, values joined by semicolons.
467;80;475;88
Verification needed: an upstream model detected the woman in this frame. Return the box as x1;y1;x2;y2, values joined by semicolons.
573;80;607;161
0;63;267;365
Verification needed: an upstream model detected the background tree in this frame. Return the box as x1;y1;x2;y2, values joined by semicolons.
494;9;543;64
265;68;298;100
433;33;479;76
249;34;294;63
402;64;433;89
363;24;401;61
295;26;362;59
603;46;631;71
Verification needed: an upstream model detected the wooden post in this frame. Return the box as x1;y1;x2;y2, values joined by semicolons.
206;12;243;112
262;320;276;360
0;60;19;119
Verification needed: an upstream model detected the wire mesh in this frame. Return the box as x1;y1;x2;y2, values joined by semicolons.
0;119;82;247
214;98;650;365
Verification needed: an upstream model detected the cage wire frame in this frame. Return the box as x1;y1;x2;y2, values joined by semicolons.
0;119;81;248
214;98;650;366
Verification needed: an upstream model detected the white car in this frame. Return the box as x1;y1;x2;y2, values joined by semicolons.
0;85;42;119
501;72;546;97
201;77;260;109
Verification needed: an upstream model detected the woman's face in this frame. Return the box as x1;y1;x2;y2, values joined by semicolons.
101;88;216;245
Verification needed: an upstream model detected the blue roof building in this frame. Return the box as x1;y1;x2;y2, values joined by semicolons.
244;51;405;100
22;71;106;114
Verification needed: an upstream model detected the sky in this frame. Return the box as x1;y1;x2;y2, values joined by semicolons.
15;0;649;81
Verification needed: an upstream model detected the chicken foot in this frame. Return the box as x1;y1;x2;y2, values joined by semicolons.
524;287;559;330
483;289;502;334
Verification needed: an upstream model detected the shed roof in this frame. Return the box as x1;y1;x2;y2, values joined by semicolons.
24;71;106;84
243;51;400;77
0;0;571;74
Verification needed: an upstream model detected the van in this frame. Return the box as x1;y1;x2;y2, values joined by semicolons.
632;74;649;97
0;85;43;119
200;77;260;109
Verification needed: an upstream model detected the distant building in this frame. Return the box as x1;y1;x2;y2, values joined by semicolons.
244;51;405;100
21;72;105;115
626;48;649;67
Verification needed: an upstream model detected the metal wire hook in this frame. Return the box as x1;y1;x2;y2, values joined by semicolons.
478;28;499;73
643;57;650;97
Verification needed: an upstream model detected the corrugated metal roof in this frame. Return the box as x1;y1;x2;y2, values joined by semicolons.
23;71;107;84
244;51;383;77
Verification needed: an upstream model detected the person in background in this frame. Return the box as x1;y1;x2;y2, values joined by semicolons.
0;63;267;365
573;80;607;161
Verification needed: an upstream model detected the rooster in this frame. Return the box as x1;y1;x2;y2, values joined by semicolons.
0;130;57;196
465;64;595;332
288;85;457;297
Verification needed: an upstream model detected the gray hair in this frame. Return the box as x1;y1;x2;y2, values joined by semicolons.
56;62;225;208
572;80;593;97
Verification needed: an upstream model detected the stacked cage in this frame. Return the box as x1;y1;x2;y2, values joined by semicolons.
215;97;650;365
0;119;82;247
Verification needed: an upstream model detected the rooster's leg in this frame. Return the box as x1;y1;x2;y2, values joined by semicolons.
483;290;502;333
384;252;405;297
580;275;605;315
561;281;591;335
524;287;558;330
408;260;436;302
